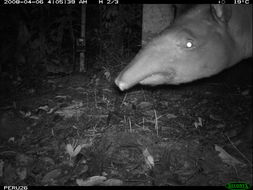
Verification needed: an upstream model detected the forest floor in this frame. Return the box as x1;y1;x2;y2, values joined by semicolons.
0;61;252;186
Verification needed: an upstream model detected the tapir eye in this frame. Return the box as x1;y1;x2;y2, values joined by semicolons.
185;40;195;49
186;41;193;48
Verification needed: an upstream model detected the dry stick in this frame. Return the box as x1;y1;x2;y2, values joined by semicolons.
93;119;100;131
232;164;240;179
129;117;132;133
143;117;145;129
94;90;98;108
51;128;55;136
121;93;128;107
226;135;252;166
154;110;159;136
135;123;143;128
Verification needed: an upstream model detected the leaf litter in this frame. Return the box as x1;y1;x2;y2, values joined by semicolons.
0;73;252;186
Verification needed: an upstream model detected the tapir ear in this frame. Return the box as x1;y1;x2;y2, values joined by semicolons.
210;4;232;23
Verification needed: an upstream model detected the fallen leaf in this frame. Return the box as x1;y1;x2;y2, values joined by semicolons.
76;176;107;186
55;95;68;100
166;113;177;119
104;71;111;81
101;178;123;186
215;144;244;166
66;144;82;158
16;167;27;180
42;169;62;184
143;148;154;169
137;102;153;110
194;117;203;128
38;105;50;112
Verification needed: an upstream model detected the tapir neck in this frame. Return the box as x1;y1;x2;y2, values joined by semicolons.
230;5;252;62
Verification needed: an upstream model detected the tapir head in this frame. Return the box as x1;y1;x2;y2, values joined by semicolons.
115;5;237;91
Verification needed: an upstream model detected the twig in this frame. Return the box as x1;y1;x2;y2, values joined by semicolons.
129;117;132;133
94;90;98;108
154;110;159;136
226;135;252;166
120;93;128;107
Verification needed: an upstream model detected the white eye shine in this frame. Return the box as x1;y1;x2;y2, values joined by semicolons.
186;41;193;48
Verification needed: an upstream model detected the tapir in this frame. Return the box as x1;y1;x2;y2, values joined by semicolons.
115;4;252;90
115;4;252;142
